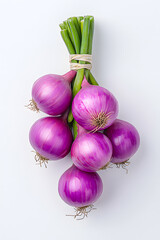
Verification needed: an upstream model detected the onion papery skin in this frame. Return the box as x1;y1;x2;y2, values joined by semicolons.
58;165;103;207
72;85;118;131
29;117;73;160
104;119;140;163
32;71;76;116
71;132;112;172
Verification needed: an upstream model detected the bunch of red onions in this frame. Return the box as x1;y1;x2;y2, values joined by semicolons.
27;15;140;220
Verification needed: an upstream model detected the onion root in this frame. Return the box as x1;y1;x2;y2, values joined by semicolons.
100;162;112;170
90;111;113;133
26;99;39;112
66;205;96;220
32;151;48;168
100;160;130;173
115;160;130;174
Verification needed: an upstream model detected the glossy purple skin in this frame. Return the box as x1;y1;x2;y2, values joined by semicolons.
104;119;140;163
72;85;118;131
29;117;73;160
71;132;112;172
58;165;103;207
32;74;72;116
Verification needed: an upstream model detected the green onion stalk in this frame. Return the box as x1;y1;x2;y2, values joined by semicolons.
59;16;98;138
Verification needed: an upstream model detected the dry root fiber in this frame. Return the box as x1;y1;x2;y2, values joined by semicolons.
100;160;130;173
32;151;49;168
90;111;113;133
115;160;130;174
100;162;112;170
25;99;39;112
66;205;96;220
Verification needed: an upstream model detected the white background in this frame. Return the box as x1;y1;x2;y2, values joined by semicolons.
0;0;160;239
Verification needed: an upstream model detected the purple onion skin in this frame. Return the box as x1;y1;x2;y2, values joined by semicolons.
32;71;76;116
58;165;103;207
29;117;73;160
71;132;112;172
104;119;140;163
72;85;118;131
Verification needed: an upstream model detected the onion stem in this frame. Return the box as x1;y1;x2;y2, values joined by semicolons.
67;18;80;54
60;30;76;55
89;72;98;85
63;20;74;46
68;109;74;123
85;16;98;84
71;17;81;39
87;16;94;54
73;119;78;139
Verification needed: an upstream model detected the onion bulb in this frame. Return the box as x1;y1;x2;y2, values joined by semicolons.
104;119;140;165
72;85;118;132
28;70;76;115
58;165;103;219
71;131;112;172
29;116;73;167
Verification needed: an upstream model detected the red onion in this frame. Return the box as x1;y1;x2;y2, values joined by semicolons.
29;116;73;166
71;130;112;172
104;119;140;164
30;70;76;115
58;165;103;218
72;85;118;132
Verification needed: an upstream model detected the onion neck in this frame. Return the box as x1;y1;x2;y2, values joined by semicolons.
77;123;87;136
81;75;91;88
62;70;76;83
61;109;70;121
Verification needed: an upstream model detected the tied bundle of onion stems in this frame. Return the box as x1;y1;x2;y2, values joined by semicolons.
59;16;98;138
